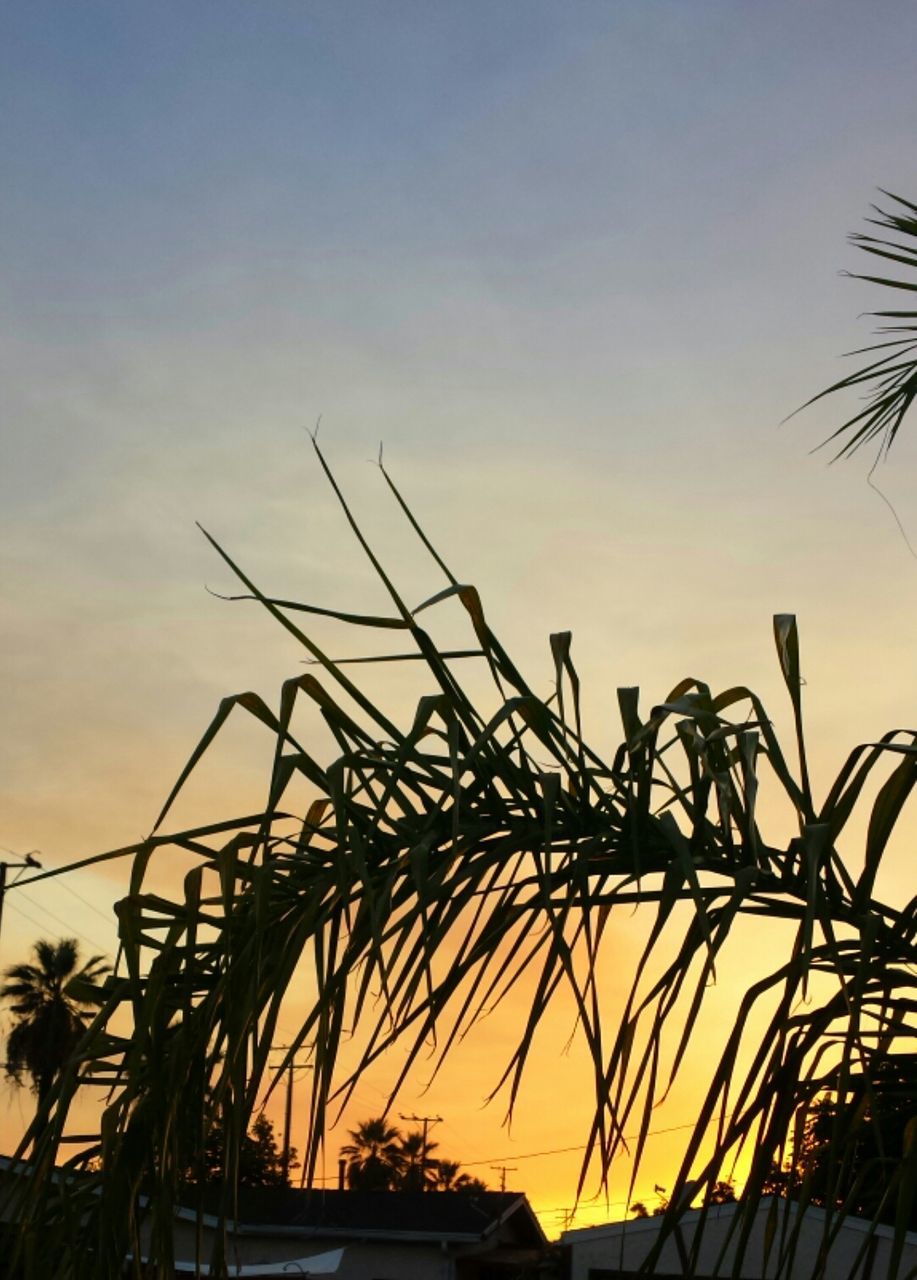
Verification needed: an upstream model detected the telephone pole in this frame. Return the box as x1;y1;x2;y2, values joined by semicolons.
0;850;42;950
269;1045;314;1186
398;1112;442;1191
490;1164;518;1192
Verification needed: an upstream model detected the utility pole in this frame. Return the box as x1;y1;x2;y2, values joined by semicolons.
0;850;42;950
490;1164;518;1193
398;1112;442;1191
269;1045;313;1186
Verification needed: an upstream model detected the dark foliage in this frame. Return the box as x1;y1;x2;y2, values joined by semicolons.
794;1053;917;1229
1;939;109;1103
340;1117;405;1191
340;1116;486;1192
190;1114;296;1189
7;441;915;1280
800;191;917;459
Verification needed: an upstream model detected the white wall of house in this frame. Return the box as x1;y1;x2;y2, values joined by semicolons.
293;1238;453;1280
562;1200;917;1280
171;1219;457;1279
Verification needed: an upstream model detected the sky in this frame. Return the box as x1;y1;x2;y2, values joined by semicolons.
2;0;917;1238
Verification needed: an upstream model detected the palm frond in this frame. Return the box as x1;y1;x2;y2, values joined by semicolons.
7;446;915;1279
796;190;917;459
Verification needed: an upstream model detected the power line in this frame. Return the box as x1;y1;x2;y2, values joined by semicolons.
461;1119;703;1169
269;1044;314;1187
0;852;41;953
491;1164;518;1192
543;1197;629;1213
1;845;118;928
10;888;111;954
3;896;64;938
54;875;118;927
2;897;107;957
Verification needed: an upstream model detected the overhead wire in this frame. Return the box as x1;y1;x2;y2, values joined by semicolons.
53;875;118;926
13;887;112;952
460;1118;701;1168
0;851;113;954
4;892;111;955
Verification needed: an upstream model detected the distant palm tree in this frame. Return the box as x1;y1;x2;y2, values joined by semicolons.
1;938;109;1104
398;1129;439;1191
433;1158;464;1191
432;1158;485;1193
340;1117;404;1190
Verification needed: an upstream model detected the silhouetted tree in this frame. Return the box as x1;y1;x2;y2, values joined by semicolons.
1;938;109;1104
18;437;916;1280
793;1055;917;1229
430;1158;487;1193
707;1180;737;1205
340;1117;488;1192
194;1114;295;1188
341;1117;405;1190
399;1129;440;1191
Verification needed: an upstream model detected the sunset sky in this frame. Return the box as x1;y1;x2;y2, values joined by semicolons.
3;0;917;1236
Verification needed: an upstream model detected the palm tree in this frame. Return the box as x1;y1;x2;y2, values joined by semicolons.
432;1158;463;1191
800;190;917;460
340;1117;404;1190
11;442;916;1278
1;938;109;1103
432;1159;485;1193
459;1176;489;1195
398;1129;439;1191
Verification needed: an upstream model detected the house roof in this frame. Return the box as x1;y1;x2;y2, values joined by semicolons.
559;1198;917;1280
560;1197;917;1246
179;1187;547;1247
1;1157;547;1252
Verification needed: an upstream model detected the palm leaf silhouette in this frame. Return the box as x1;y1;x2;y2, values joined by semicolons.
799;190;917;459
8;442;915;1279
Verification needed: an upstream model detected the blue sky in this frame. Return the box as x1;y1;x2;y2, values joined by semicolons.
4;2;917;491
3;0;917;1227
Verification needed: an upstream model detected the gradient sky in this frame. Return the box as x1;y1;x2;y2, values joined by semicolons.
3;0;917;1236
